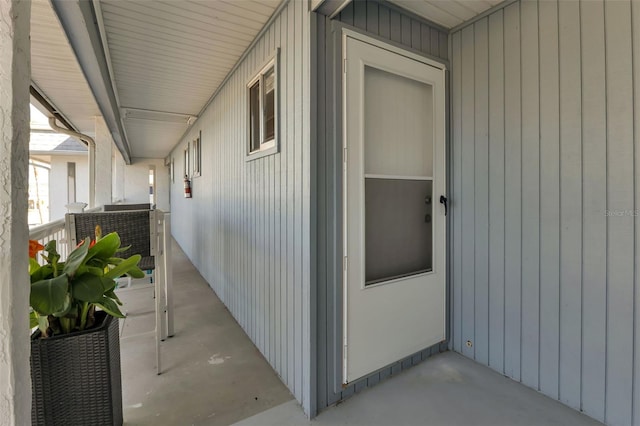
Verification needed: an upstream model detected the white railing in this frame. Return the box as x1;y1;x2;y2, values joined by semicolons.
28;207;174;374
29;206;104;262
29;218;68;262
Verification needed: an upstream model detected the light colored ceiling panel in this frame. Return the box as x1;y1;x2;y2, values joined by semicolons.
390;0;504;29
31;0;101;134
123;120;192;159
99;0;281;158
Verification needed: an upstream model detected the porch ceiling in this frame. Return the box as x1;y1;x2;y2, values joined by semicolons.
38;0;500;160
31;0;101;135
389;0;503;29
97;0;281;159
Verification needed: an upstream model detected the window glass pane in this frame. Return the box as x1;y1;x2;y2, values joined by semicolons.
249;81;261;152
364;66;433;177
365;178;432;285
67;162;76;203
263;67;275;142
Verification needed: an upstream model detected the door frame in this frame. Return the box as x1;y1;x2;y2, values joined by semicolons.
340;28;448;383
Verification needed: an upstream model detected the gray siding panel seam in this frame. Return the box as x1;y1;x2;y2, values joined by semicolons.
451;0;640;424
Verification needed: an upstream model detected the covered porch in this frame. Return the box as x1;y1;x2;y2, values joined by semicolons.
1;0;637;425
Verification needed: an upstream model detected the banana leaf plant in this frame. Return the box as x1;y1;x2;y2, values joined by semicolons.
29;227;145;337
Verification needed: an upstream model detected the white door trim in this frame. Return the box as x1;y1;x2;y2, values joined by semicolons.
341;28;448;71
341;30;447;383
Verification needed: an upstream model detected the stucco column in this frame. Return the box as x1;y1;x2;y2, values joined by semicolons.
94;116;113;206
0;0;31;424
112;147;125;202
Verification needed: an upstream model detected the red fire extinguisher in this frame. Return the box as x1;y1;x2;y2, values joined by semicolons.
184;175;192;198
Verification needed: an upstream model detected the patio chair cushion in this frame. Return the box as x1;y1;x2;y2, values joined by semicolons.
104;204;152;211
138;256;155;271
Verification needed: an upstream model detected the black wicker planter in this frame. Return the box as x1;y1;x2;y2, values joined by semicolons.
30;311;123;426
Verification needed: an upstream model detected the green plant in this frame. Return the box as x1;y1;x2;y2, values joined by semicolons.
29;228;145;337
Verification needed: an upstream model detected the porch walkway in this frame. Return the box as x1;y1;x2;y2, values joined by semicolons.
234;352;602;426
116;239;601;426
115;240;293;425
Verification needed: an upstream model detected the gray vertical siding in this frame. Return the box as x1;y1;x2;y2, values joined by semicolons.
451;1;640;425
168;0;314;415
336;0;448;61
315;1;449;413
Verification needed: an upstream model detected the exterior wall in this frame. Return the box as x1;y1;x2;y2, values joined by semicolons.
335;0;448;61
0;0;31;423
123;158;169;211
450;1;640;425
314;0;449;412
168;0;314;414
49;154;89;220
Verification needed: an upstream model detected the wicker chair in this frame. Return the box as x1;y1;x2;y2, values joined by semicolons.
103;203;152;211
65;210;156;286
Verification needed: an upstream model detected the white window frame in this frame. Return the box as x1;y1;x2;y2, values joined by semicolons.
184;142;190;179
192;131;201;177
246;49;279;160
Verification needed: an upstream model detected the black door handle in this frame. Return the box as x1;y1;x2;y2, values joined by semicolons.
440;195;448;216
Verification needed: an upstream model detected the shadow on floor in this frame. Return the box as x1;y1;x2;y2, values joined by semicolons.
116;240;293;426
233;351;602;426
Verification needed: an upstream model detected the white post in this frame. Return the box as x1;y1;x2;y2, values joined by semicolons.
163;212;174;337
112;146;125;202
151;210;164;374
0;0;31;424
94;116;113;206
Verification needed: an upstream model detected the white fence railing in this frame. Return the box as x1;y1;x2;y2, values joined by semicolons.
29;206;103;262
29;207;174;374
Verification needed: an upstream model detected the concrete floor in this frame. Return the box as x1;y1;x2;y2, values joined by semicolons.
115;241;293;426
116;240;602;426
234;351;602;426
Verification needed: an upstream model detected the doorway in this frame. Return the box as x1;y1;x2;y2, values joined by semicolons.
342;33;447;383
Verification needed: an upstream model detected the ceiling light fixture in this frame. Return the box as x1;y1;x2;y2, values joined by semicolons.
122;107;197;125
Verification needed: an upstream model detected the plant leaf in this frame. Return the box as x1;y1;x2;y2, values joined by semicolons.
105;254;142;279
51;293;73;318
30;274;69;316
85;266;106;276
105;289;123;306
63;238;90;277
30;263;53;283
29;258;41;275
71;274;114;303
95;297;125;318
29;310;39;329
115;244;132;254
87;232;120;261
127;265;146;279
102;277;117;293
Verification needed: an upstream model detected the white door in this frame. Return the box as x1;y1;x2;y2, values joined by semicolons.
343;33;446;383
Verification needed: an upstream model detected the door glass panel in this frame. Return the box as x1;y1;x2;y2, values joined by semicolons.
365;179;433;285
364;66;433;178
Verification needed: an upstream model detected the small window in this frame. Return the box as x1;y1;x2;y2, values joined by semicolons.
184;143;190;179
247;52;279;158
67;162;76;203
148;165;156;206
192;132;201;177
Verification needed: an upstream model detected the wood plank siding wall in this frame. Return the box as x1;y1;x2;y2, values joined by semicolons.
314;0;448;412
168;0;315;415
451;1;640;425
